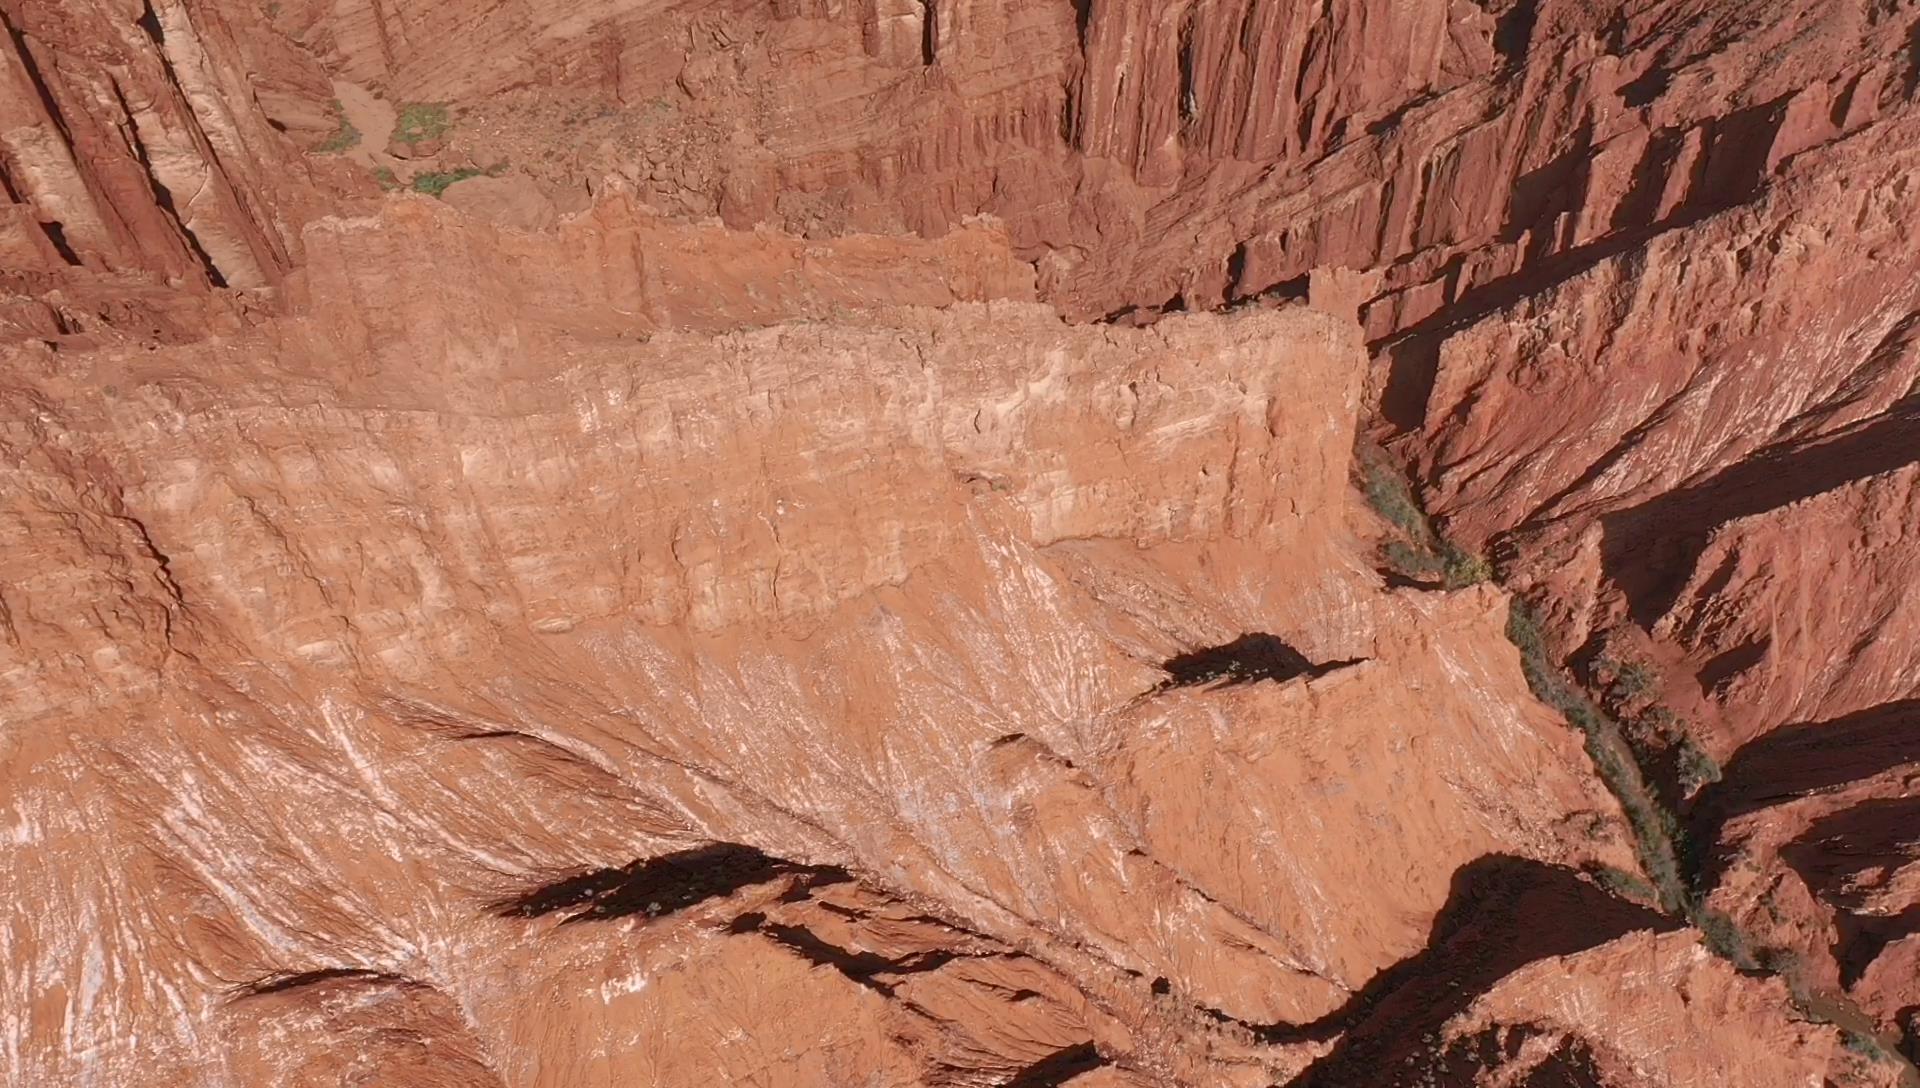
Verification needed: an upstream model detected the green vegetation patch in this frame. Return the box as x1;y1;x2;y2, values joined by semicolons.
1609;659;1659;701
1507;600;1689;913
1676;734;1723;794
393;102;453;145
410;167;483;197
316;99;361;153
1358;444;1492;589
1362;451;1430;540
1588;865;1657;905
1843;1029;1901;1064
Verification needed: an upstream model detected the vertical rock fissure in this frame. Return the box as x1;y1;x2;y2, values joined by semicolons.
38;221;82;266
2;12;77;148
1177;8;1199;128
1070;0;1093;50
106;63;229;288
1494;0;1539;67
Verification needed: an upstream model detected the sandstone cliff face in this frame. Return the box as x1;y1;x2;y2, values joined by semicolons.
5;0;1920;1085
3;239;1642;1084
262;0;1918;324
0;0;341;284
1374;14;1920;1039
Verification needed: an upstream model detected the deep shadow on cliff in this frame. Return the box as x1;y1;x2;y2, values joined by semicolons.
1284;855;1675;1085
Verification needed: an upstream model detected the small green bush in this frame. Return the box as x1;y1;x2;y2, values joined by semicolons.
1638;704;1680;731
1383;539;1442;576
1677;735;1723;793
1756;945;1802;976
1590;865;1657;904
1441;543;1492;588
410;167;482;197
1362;461;1431;541
1612;660;1659;700
1695;909;1758;970
316;99;360;153
1843;1029;1897;1063
393;102;452;145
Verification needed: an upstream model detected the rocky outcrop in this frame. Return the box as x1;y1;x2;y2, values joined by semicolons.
1;193;1661;1084
0;0;337;288
1420;931;1868;1088
263;0;1918;327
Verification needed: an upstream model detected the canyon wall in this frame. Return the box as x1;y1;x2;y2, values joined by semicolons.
3;210;1652;1084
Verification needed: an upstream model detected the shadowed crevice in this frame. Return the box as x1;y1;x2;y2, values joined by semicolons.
730;911;969;996
1157;633;1361;690
1002;1041;1105;1087
1268;855;1672;1082
104;49;230;289
38;220;82;266
495;843;851;923
1493;0;1539;66
233;967;416;999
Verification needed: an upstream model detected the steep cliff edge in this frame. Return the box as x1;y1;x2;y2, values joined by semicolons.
4;219;1647;1084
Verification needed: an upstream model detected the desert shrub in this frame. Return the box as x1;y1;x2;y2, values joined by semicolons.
1756;945;1803;976
410;167;482;197
393;102;452;145
1362;456;1431;540
1441;542;1492;588
1677;735;1723;794
1637;703;1680;731
1384;539;1442;576
1695;909;1758;970
1590;865;1657;904
1843;1029;1898;1063
316;99;360;153
1611;660;1658;700
1357;443;1497;588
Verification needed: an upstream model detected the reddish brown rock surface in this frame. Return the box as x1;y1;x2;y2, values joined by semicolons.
4;1;1919;1085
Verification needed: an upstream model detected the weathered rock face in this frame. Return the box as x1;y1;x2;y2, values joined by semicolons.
0;0;339;285
1370;14;1920;1041
6;0;1920;1085
1416;931;1860;1088
260;0;1918;324
3;222;1638;1085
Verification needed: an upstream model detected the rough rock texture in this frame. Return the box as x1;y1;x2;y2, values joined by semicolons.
0;0;339;285
1419;931;1854;1087
2;256;1639;1085
6;0;1920;1085
261;0;1920;324
1376;16;1920;1044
